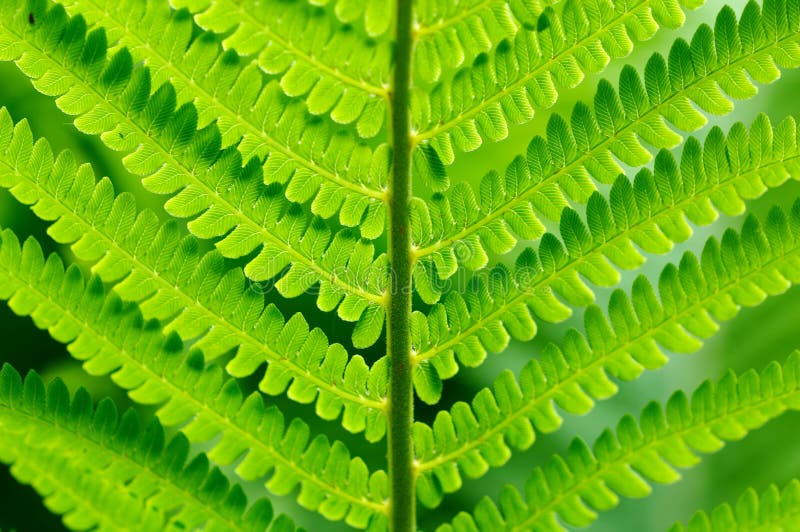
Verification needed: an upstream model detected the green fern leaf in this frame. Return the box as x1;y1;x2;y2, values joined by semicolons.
0;107;388;440
413;0;550;84
414;202;800;505
413;115;800;386
331;0;395;38
54;0;390;230
0;1;390;348
670;480;800;531
168;0;391;131
440;351;800;530
1;0;799;529
410;0;705;168
267;0;394;38
413;1;800;285
0;230;389;528
0;365;297;531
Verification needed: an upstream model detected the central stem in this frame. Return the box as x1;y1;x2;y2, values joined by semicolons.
387;1;415;531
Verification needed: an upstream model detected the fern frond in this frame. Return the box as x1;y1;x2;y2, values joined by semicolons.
412;115;800;385
670;479;800;531
413;0;550;84
413;202;800;504
54;0;390;222
410;0;705;165
0;1;390;347
296;0;394;37
439;351;800;531
413;0;800;276
168;0;391;132
0;108;388;439
305;0;395;38
0;365;296;531
0;231;389;528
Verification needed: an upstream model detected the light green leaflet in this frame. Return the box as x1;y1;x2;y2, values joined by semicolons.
0;0;798;530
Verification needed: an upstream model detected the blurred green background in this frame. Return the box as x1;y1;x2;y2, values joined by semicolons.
1;1;799;530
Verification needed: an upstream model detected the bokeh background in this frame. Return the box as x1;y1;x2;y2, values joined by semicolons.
1;1;799;530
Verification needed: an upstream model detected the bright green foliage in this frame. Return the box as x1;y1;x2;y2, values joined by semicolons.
413;2;800;287
0;230;389;528
0;107;389;440
168;0;392;133
0;365;298;532
414;203;800;504
0;0;798;530
54;0;391;226
410;0;706;168
0;0;390;350
413;0;552;84
670;479;800;531
314;0;395;37
441;352;800;530
412;116;800;391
